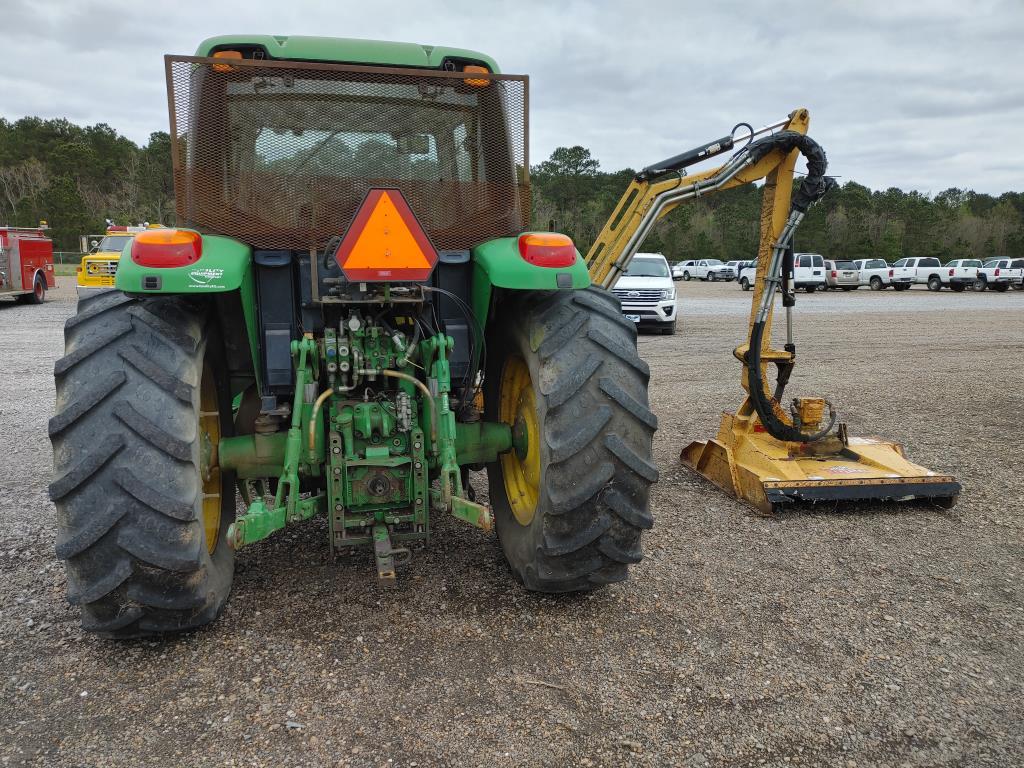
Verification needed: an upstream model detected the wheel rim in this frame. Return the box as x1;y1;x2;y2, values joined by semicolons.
498;355;541;526
198;362;222;553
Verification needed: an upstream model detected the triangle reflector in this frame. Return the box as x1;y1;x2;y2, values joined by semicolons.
335;189;438;282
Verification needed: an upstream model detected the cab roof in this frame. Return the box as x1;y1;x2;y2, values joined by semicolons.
195;35;500;73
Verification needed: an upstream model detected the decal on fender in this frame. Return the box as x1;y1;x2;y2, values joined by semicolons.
188;267;225;288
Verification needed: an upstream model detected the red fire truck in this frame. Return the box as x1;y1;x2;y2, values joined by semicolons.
0;224;55;303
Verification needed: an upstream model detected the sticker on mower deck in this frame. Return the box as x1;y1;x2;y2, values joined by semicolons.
188;267;226;288
827;465;869;474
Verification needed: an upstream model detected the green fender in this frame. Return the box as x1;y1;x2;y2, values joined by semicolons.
470;236;591;322
115;234;260;391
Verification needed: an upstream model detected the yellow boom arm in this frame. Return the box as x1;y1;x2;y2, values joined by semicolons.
586;109;809;290
585;108;813;433
584;109;960;514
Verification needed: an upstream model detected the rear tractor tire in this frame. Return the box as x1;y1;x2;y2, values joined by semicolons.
485;286;657;592
49;289;236;637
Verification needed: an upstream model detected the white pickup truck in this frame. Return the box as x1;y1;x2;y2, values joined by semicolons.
888;258;916;290
852;258;894;290
974;257;1024;292
891;257;945;291
942;259;981;291
675;259;736;282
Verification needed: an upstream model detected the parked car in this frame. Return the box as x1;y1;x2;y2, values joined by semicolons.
731;259;755;282
725;260;749;278
888;258;915;290
676;258;736;282
824;259;859;290
974;257;1024;292
738;255;827;293
671;262;687;280
894;257;944;291
1013;259;1024;291
612;252;678;334
941;259;981;291
793;253;827;292
741;264;757;290
852;258;895;290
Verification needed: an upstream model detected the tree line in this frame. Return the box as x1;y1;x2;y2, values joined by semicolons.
531;146;1024;263
0;117;173;250
2;116;1021;262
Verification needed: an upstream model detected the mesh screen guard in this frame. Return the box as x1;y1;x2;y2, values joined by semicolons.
166;55;530;252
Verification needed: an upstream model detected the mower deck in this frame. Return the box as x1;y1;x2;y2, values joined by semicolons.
681;408;960;515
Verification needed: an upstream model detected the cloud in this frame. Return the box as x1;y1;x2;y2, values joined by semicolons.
0;0;1020;193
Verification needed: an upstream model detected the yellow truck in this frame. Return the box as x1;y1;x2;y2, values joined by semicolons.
77;225;161;291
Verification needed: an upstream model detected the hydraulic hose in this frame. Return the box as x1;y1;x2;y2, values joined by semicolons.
743;131;837;443
308;388;334;452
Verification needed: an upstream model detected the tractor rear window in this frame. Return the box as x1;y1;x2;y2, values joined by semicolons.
169;57;529;252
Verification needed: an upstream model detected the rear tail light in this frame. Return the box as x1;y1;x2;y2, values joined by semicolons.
949;269;954;276
995;268;1000;276
517;233;576;268
889;269;894;277
831;270;837;278
131;229;202;268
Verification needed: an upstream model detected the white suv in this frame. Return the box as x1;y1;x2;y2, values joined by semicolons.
612;253;678;334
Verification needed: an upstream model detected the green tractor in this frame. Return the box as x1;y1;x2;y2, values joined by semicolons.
49;36;656;637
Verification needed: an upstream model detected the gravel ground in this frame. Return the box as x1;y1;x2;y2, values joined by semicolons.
1;277;1022;767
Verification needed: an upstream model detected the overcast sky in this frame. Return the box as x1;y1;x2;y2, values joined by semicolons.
2;0;1021;194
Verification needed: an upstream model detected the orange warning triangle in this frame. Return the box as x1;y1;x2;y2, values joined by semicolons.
336;189;438;282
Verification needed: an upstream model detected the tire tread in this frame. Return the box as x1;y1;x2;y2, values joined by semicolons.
50;293;233;638
488;285;656;593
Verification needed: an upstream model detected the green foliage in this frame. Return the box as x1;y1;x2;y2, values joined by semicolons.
4;114;1021;261
0;117;173;249
532;147;1024;263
